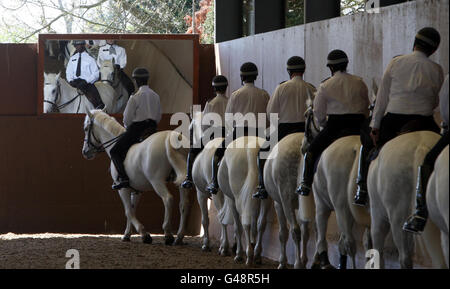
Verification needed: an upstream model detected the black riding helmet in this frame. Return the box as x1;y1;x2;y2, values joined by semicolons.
414;27;440;56
287;56;306;74
240;62;258;83
326;49;349;72
132;67;149;87
212;75;228;93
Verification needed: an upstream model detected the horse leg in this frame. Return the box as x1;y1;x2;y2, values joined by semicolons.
121;191;141;241
371;216;390;269
219;223;230;256
335;210;356;269
274;202;289;269
230;202;245;264
313;205;333;269
442;232;449;268
118;189;151;244
283;200;303;269
300;220;311;268
174;186;192;245
151;181;175;245
390;217;414;269
197;189;211;252
254;199;270;265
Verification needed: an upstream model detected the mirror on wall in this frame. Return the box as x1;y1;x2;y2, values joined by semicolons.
40;35;197;115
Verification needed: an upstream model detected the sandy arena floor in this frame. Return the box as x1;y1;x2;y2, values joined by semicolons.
0;233;280;269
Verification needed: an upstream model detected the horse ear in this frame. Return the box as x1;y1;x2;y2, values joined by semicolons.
101;106;107;113
44;72;48;82
56;72;61;80
87;109;93;119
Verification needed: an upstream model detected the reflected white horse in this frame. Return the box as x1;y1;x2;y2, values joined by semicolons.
44;72;116;114
99;59;129;113
426;145;449;267
369;131;447;268
82;110;192;245
218;136;273;266
264;132;316;269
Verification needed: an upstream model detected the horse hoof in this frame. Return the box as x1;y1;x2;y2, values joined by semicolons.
310;262;321;269
254;256;262;265
234;256;244;264
278;264;287;269
165;235;175;245
142;234;152;244
121;236;131;242
321;264;336;270
294;262;306;269
219;248;230;256
202;245;211;252
174;237;184;246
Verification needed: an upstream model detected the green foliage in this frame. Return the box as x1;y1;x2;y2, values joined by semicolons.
286;0;304;27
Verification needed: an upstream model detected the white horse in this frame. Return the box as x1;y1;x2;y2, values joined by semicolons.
44;72;116;114
82;109;193;245
368;131;447;268
426;145;449;267
264;132;316;269
312;135;372;269
99;59;129;113
189;112;233;255
217;136;273;266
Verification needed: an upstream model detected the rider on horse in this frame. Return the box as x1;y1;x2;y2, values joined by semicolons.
354;27;444;206
296;49;370;196
253;56;316;200
110;67;162;190
97;40;135;97
66;40;105;109
403;74;448;234
181;75;229;189
206;62;270;195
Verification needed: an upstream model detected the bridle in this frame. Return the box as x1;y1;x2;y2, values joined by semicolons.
44;81;82;113
84;117;123;153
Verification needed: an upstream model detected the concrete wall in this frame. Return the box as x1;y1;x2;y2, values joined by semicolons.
212;0;449;268
216;0;448;101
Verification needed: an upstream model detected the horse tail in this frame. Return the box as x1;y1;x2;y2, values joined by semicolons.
218;194;234;226
165;131;189;186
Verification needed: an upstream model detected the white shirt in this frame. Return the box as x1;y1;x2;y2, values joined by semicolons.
123;85;162;128
440;74;449;126
314;71;370;127
267;76;316;123
225;82;270;129
66;51;99;84
202;93;228;131
371;51;444;129
97;44;127;69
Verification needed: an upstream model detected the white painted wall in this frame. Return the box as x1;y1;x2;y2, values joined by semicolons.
210;0;449;269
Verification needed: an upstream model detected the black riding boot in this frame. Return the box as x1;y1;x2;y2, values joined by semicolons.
403;165;432;234
206;153;220;194
111;158;130;190
85;84;105;109
181;149;196;189
252;153;268;199
354;146;370;206
296;152;315;196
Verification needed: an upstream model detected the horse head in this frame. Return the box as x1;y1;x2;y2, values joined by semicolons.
43;72;61;113
82;110;104;160
99;59;119;86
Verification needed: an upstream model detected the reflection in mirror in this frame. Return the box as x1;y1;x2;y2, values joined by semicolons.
43;38;193;114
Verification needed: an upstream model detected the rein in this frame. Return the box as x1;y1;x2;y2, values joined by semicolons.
85;118;124;153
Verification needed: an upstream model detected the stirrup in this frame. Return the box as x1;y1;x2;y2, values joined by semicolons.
112;178;130;190
353;186;368;207
296;183;311;196
403;215;427;234
206;182;218;195
252;186;268;199
181;178;193;189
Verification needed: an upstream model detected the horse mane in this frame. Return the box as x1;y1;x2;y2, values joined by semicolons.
92;110;126;135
